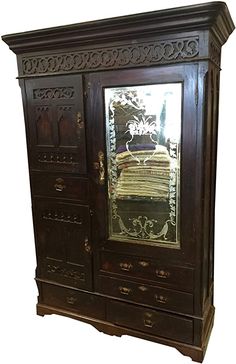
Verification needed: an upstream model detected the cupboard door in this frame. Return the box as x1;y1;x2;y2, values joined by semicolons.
33;198;92;290
25;75;86;173
86;65;198;264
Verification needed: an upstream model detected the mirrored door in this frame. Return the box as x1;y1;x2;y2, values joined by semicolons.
86;65;197;260
104;84;182;247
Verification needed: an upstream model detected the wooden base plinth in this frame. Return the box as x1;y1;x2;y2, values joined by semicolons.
37;303;215;362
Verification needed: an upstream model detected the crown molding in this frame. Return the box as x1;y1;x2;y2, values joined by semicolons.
2;2;234;54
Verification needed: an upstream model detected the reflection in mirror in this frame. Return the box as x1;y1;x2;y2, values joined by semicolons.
105;83;182;247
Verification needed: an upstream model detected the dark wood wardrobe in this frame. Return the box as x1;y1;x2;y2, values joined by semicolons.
2;2;234;361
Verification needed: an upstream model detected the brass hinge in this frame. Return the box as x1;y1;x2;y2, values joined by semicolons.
84;237;92;254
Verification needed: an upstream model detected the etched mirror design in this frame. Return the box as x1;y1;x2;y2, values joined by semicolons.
105;83;182;247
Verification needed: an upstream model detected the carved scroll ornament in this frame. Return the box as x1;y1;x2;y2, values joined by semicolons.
22;37;199;75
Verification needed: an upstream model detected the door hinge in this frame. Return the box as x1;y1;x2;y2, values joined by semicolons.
195;84;198;107
84;237;92;254
89;209;94;216
84;82;91;98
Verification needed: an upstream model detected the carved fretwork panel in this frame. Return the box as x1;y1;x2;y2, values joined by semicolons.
25;74;86;173
34;198;92;289
33;87;75;100
21;36;199;76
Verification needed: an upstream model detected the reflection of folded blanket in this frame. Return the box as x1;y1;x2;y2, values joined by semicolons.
116;144;156;154
115;145;171;200
116;146;169;161
121;166;170;176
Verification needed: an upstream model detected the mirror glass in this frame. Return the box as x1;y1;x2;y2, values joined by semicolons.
105;83;182;247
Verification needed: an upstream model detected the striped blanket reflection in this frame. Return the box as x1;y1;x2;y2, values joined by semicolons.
115;145;170;201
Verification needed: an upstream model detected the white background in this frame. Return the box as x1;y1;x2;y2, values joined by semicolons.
0;1;235;363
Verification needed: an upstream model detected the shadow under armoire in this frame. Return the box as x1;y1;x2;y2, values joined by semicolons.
2;2;234;362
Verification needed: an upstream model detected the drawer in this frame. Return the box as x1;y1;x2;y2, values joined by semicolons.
39;282;105;319
98;276;193;314
100;251;194;292
107;301;193;344
31;172;88;202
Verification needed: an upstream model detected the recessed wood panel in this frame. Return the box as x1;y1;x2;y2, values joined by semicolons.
33;198;92;290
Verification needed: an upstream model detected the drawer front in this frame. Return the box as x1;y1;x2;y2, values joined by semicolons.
39;282;105;319
31;172;88;202
100;251;194;292
107;301;193;344
98;276;193;314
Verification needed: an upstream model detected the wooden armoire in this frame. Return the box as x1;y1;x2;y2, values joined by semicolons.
2;2;234;362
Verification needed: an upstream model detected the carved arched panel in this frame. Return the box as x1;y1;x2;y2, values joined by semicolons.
58;106;77;147
36;106;53;146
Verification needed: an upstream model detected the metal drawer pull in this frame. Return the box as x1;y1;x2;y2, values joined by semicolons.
144;319;154;328
119;286;132;295
119;262;133;271
66;296;77;305
143;313;154;328
138;261;149;268
156;269;170;279
54;177;66;192
155;294;168;304
138;285;148;292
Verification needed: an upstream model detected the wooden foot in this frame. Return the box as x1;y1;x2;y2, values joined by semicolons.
37;304;53;317
92;322;122;337
176;345;204;363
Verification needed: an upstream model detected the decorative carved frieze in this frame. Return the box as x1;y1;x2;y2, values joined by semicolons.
22;37;199;75
42;210;83;224
37;151;78;164
33;87;75;99
47;264;85;281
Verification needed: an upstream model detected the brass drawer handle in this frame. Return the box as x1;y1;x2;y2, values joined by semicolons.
156;269;170;279
54;177;66;192
119;286;132;295
139;285;148;292
93;151;105;185
155;294;168;304
144;318;154;328
143;312;154;328
66;296;77;305
138;261;149;268
119;262;133;271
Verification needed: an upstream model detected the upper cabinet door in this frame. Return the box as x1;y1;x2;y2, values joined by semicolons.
25;75;86;174
86;65;198;263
